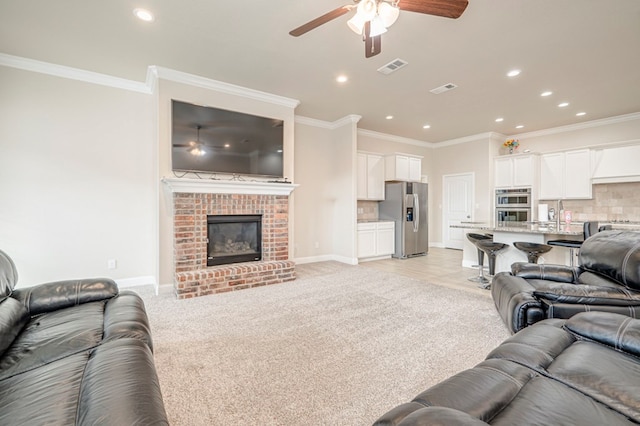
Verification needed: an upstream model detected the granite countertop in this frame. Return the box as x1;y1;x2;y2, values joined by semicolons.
451;222;582;236
452;221;640;235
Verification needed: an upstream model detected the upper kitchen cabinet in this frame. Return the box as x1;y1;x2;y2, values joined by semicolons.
385;153;423;182
357;152;385;200
494;154;538;188
539;149;592;199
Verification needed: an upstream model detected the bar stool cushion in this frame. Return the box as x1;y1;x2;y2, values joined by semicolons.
513;242;552;263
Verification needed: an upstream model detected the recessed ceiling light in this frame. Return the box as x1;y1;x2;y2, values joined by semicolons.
386;115;393;120
558;102;569;108
277;149;283;153
224;143;230;148
495;117;504;122
422;124;431;129
541;91;553;97
507;69;521;77
133;8;154;22
336;75;348;83
516;125;524;129
576;112;586;116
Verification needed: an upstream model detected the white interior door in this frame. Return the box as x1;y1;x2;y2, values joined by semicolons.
443;173;474;249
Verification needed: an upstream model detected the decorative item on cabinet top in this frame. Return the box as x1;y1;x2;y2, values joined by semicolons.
504;138;520;154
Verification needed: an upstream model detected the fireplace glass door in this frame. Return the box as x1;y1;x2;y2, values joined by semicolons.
207;215;262;266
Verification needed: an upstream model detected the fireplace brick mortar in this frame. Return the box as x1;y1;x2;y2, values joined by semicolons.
172;192;295;298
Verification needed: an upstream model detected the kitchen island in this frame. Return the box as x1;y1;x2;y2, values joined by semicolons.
453;222;584;274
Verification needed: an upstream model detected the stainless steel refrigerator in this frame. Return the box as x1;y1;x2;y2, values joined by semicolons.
379;181;429;258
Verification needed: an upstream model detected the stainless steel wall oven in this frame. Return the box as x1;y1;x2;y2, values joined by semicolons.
495;188;532;224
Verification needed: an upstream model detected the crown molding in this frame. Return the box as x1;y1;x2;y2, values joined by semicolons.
434;132;506;148
295;114;362;129
509;112;640;139
358;128;432;148
0;53;151;93
149;66;300;109
0;54;301;110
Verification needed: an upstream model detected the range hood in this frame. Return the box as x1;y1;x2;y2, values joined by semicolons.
591;144;640;184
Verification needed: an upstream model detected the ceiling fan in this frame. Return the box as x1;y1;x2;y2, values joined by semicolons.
173;125;225;156
289;0;468;58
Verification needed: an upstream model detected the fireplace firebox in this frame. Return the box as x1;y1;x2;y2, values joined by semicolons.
207;214;262;266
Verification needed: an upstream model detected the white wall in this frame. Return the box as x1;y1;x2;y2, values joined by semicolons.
293;123;335;261
293;117;359;264
0;66;156;287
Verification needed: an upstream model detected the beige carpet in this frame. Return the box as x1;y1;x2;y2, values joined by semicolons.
140;263;510;425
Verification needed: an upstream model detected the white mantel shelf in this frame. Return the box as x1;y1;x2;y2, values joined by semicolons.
161;177;298;196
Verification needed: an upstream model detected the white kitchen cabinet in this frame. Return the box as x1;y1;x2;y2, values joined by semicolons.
539;149;592;199
385;154;423;182
494;154;538;188
357;152;385;200
375;221;395;255
357;221;395;259
357;223;377;258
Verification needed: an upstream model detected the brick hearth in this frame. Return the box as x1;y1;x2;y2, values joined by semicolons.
171;191;295;298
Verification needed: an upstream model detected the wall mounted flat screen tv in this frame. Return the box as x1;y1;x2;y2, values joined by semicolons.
171;100;284;178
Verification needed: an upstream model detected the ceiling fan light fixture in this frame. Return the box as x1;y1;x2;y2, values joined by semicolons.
378;2;400;27
347;14;367;34
357;0;378;21
369;15;388;37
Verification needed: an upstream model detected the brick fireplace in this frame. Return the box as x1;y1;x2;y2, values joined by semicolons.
163;178;297;299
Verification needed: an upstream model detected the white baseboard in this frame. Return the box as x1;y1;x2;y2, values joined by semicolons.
116;275;158;295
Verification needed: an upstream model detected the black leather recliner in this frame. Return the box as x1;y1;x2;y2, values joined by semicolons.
373;311;640;425
491;230;640;334
0;249;168;425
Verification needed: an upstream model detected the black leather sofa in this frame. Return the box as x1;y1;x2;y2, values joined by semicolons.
492;230;640;334
373;311;640;425
0;249;168;425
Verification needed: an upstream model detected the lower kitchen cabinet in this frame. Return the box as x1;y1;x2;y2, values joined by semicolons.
357;221;395;259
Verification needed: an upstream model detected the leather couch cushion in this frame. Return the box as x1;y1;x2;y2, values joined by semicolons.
12;279;118;316
579;230;640;290
533;283;640;306
0;297;29;356
511;262;577;283
565;311;640;357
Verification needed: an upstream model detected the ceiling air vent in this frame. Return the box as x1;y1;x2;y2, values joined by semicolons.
377;58;408;75
430;83;458;94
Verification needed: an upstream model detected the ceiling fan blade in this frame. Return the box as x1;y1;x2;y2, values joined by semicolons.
398;0;469;19
364;21;382;58
289;5;354;37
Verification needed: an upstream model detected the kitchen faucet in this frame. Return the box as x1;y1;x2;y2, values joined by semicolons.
556;199;564;227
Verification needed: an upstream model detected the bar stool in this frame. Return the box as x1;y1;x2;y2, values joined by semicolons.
466;233;492;284
513;242;552;264
475;240;509;289
548;221;599;267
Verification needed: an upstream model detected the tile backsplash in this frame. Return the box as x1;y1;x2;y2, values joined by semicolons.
357;200;379;221
544;182;640;223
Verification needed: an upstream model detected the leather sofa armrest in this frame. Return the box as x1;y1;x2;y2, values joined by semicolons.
511;262;578;283
564;311;640;357
491;272;544;333
533;284;640;306
11;278;118;316
375;406;489;425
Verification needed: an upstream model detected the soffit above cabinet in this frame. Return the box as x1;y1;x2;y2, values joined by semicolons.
592;145;640;184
